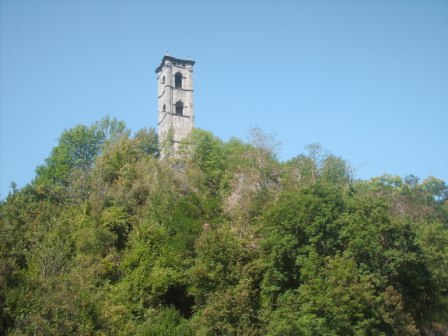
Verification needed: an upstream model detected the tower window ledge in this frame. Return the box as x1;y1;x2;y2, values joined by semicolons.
168;112;190;118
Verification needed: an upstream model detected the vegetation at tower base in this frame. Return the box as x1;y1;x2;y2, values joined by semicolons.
1;119;447;336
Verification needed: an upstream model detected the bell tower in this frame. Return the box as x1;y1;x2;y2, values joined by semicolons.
155;55;195;156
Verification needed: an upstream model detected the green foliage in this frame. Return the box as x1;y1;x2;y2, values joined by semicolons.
192;279;261;336
283;143;351;189
133;127;160;158
267;254;382;336
94;115;130;144
1;119;447;335
137;307;192;336
190;225;261;335
100;205;131;250
184;129;227;193
190;225;251;304
260;183;346;308
35;124;103;186
34;116;132;204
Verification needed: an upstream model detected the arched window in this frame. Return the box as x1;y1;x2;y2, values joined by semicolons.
174;72;182;89
175;101;184;115
162;104;166;112
161;76;165;84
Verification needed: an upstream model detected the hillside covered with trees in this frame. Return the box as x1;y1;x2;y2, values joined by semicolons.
1;117;447;335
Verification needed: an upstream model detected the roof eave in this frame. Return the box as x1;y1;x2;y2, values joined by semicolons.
155;56;195;73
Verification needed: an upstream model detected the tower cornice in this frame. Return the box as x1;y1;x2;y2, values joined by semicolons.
155;56;195;73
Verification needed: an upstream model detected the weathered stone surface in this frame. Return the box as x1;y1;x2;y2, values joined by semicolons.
155;56;195;156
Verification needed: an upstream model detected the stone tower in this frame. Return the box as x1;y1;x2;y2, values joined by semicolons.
155;55;195;156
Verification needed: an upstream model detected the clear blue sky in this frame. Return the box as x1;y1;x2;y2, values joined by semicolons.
1;0;447;198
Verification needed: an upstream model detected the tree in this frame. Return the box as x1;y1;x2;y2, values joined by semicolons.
184;129;227;193
260;183;346;310
35;117;130;202
2;121;448;334
190;225;261;335
35;124;103;186
267;254;385;336
133;127;159;158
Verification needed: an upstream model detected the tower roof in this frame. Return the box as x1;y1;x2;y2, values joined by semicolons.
155;56;195;73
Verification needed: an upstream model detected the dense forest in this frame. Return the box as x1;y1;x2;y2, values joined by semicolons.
1;117;447;335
